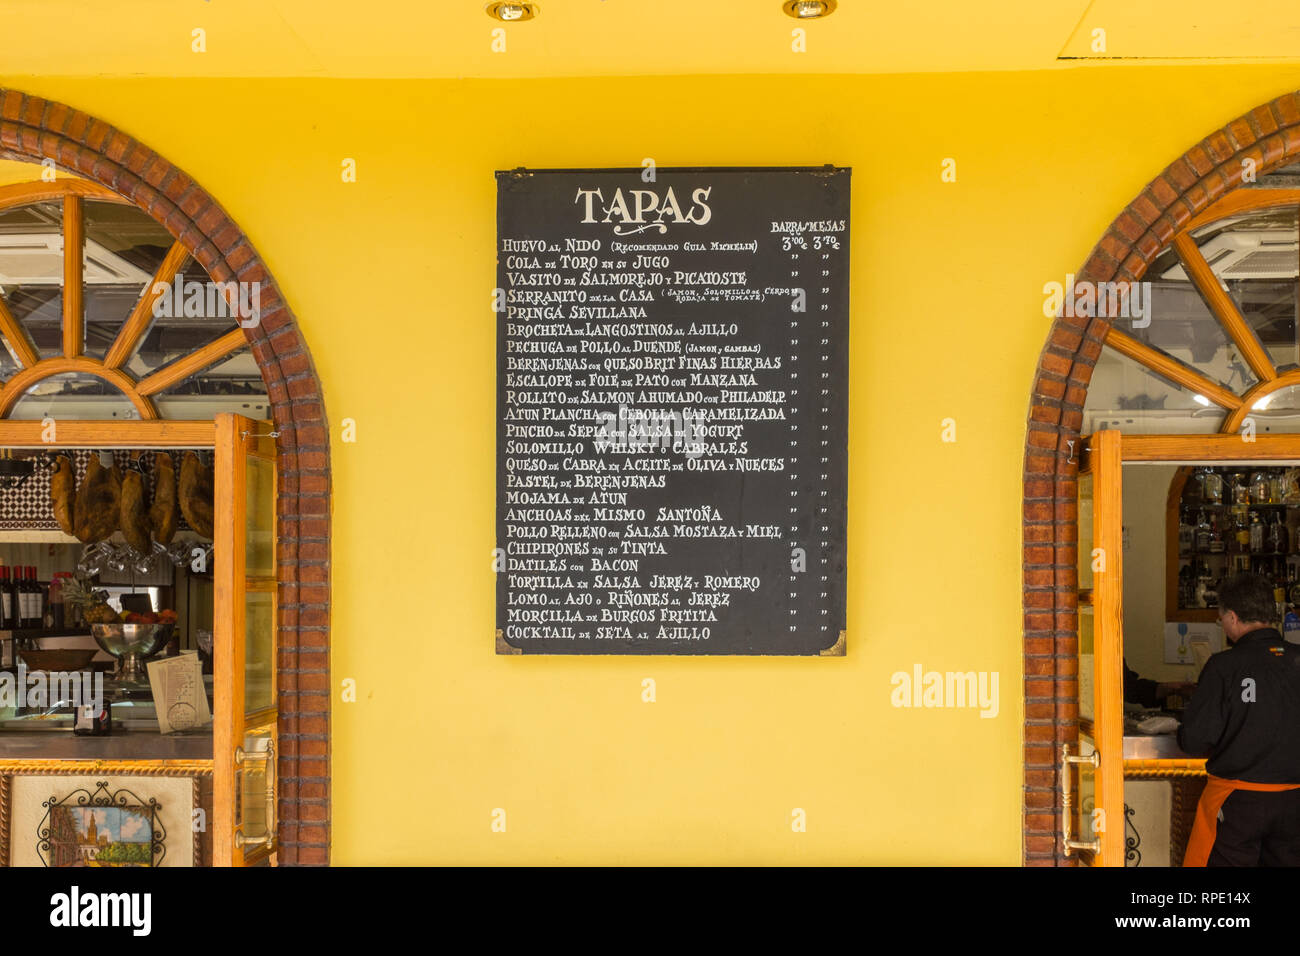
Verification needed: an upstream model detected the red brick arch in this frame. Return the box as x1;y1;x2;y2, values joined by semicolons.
0;89;330;865
1023;91;1300;865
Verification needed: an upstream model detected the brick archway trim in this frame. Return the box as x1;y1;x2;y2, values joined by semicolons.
0;89;331;865
1023;91;1300;866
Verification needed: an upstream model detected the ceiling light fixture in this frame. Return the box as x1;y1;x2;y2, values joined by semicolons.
487;2;538;21
783;0;837;18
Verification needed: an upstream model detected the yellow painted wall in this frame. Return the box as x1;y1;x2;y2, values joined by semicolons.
7;64;1300;864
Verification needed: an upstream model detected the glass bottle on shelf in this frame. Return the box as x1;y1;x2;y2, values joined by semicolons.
1289;563;1300;605
8;565;21;630
0;564;10;631
34;568;45;627
1211;514;1227;553
1285;468;1300;505
1203;468;1225;505
49;573;65;631
1270;511;1290;555
1231;472;1251;507
27;568;40;629
1251;470;1272;504
1231;507;1250;554
1199;566;1221;608
1196;510;1212;551
1179;510;1195;555
1272;471;1287;505
1250;511;1266;553
17;566;31;628
21;568;31;629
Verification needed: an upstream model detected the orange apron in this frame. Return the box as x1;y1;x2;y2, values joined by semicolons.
1184;774;1300;867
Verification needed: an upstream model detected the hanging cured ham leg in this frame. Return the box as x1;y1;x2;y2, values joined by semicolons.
74;453;122;544
50;455;76;536
179;451;215;539
149;451;178;545
120;456;151;555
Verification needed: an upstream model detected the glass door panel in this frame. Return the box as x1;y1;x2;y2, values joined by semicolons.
245;454;276;576
1078;472;1094;593
214;413;279;866
245;589;276;716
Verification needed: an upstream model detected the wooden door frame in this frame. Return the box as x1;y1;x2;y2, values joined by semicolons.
0;421;215;446
1115;434;1300;461
1075;429;1125;865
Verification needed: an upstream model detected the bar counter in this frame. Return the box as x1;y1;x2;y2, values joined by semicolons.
1124;733;1195;761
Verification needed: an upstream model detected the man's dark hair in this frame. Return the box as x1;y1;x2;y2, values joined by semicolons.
1217;573;1278;625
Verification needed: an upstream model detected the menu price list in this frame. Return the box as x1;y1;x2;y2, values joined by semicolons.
496;166;849;654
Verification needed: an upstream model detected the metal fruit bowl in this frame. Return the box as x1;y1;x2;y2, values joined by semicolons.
90;623;173;685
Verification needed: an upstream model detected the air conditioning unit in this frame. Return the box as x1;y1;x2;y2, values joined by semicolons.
1162;230;1300;281
0;234;152;286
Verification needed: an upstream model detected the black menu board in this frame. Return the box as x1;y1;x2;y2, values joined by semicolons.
496;166;849;655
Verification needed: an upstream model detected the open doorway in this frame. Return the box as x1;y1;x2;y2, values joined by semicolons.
1118;460;1300;865
0;416;277;866
1069;433;1300;867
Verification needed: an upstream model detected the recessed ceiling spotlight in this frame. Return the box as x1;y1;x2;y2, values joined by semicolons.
783;0;837;18
487;2;538;21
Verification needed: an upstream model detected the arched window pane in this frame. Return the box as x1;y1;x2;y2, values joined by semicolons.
122;256;247;379
1184;205;1300;371
1259;162;1300;187
1244;384;1300;434
1131;243;1259;392
81;199;174;361
0;200;63;360
1083;347;1225;435
153;346;269;420
8;371;138;420
0;337;18;379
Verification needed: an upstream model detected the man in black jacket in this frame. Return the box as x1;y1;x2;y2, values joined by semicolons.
1178;573;1300;866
